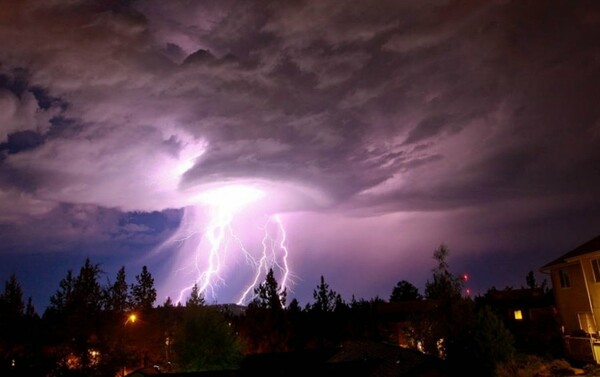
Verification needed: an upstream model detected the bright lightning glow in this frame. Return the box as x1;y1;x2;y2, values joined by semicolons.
163;184;294;306
274;215;290;294
191;184;265;209
147;138;329;306
236;215;291;305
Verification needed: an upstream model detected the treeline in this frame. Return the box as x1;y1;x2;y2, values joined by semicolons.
0;259;164;376
0;245;562;376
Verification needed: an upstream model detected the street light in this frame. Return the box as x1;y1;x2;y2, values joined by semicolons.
122;313;138;376
126;313;137;325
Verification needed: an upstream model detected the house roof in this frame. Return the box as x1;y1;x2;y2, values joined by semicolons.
541;234;600;270
485;288;544;301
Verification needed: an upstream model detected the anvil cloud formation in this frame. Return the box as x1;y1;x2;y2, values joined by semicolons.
1;0;600;307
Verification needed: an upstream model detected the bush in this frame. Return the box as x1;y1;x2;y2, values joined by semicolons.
173;306;243;371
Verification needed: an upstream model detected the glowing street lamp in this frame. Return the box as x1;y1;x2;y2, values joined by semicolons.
126;313;137;324
122;313;139;376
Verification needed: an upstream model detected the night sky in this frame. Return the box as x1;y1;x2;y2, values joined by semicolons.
1;0;600;311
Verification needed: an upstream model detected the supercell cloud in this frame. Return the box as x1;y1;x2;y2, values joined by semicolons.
1;0;600;305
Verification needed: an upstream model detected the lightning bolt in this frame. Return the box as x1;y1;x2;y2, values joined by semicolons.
275;216;290;293
193;204;233;299
236;215;291;305
171;186;293;306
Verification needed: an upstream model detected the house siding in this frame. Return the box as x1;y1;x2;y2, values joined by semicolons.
541;234;600;363
552;262;592;334
580;254;600;335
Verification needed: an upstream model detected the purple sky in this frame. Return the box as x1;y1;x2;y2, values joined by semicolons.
1;0;600;311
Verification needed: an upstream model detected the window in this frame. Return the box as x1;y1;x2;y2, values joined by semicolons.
513;310;523;320
559;269;570;288
592;259;600;283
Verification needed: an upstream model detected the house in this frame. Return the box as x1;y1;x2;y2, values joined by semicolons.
541;234;600;363
477;288;563;356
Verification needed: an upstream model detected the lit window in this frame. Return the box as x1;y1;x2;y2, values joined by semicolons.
559;269;571;288
592;259;600;283
514;310;523;320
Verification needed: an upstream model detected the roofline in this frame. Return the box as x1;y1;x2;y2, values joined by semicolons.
540;259;578;273
541;234;600;270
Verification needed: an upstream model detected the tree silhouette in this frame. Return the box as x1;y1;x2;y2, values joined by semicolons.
25;296;37;319
49;269;74;312
105;266;129;312
0;274;41;376
244;269;289;352
72;258;104;313
44;258;106;374
312;275;342;312
287;298;301;313
253;268;286;310
414;245;466;357
425;244;463;300
130;265;156;311
470;305;515;375
525;270;537;289
390;280;422;302
163;296;174;308
307;275;347;348
0;273;25;318
186;283;206;307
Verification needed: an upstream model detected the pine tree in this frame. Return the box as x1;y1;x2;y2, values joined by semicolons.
43;258;105;374
49;270;74;312
0;274;25;318
287;298;301;313
312;275;342;312
525;270;537;289
131;265;157;310
246;269;288;352
25;297;37;318
186;283;206;307
253;268;286;310
72;258;103;313
106;266;129;312
0;274;27;364
308;275;346;349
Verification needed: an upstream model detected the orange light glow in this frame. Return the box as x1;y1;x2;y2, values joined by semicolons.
127;313;137;324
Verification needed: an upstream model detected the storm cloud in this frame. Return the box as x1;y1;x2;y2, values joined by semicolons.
1;0;600;305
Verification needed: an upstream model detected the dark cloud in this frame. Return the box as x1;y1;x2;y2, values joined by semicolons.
0;202;181;254
1;0;600;305
403;114;453;145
